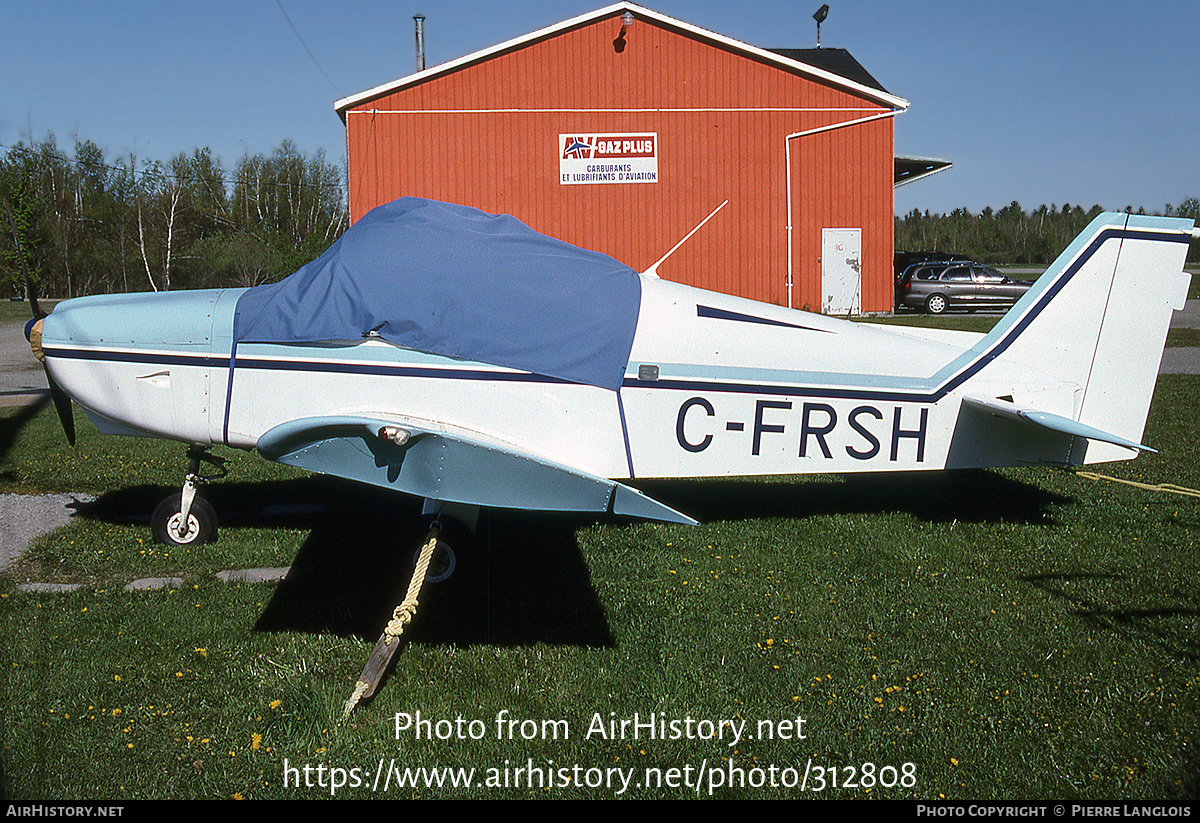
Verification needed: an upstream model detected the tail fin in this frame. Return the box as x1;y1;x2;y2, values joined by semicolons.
978;212;1194;463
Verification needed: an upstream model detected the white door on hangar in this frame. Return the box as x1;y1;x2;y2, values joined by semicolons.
821;228;862;315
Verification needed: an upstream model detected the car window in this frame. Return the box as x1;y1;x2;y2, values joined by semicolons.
942;267;972;282
972;267;1005;284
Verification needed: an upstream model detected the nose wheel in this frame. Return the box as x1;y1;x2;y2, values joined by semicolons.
152;494;218;546
151;445;226;546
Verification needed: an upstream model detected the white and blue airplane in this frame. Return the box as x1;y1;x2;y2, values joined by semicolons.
24;197;1199;553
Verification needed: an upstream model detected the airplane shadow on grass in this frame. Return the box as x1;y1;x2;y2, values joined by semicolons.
82;478;616;648
634;468;1074;527
73;467;1077;650
250;469;1076;648
253;499;618;650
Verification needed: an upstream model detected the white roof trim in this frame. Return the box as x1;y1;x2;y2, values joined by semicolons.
334;2;908;116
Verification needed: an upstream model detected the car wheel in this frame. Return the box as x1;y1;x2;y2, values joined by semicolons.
152;495;218;546
925;294;948;315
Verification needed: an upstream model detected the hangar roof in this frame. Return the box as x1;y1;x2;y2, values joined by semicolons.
334;2;909;117
766;48;890;95
894;157;954;187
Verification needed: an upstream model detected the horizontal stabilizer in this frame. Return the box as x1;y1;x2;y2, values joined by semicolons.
256;415;697;525
961;395;1154;454
610;483;698;525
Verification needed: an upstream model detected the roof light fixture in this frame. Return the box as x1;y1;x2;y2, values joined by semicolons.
813;4;829;48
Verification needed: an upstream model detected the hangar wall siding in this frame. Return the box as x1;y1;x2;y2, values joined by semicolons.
342;12;897;312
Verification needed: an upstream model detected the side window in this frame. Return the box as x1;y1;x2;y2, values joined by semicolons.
972;267;1004;284
942;267;971;282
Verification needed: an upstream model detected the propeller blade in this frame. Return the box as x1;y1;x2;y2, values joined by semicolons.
24;316;75;445
23;316;74;448
46;369;76;447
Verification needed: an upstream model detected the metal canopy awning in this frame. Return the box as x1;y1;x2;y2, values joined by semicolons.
894;156;952;187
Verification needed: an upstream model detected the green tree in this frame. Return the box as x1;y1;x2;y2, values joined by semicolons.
231;140;346;280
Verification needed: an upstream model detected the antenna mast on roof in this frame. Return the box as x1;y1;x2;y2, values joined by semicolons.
813;4;829;48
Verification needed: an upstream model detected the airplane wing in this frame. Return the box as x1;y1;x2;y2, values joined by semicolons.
255;415;698;525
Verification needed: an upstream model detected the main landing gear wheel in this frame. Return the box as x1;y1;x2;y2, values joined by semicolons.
408;506;472;583
152;494;218;546
415;537;456;583
411;512;473;583
925;294;948;315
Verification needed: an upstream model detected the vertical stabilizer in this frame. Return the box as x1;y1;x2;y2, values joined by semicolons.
984;212;1192;462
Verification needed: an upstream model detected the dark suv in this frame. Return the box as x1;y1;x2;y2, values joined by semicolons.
896;262;1033;314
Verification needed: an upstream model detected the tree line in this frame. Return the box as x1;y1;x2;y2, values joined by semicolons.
896;200;1200;266
1;134;347;300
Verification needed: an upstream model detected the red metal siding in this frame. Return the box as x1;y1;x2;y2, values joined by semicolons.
344;11;896;311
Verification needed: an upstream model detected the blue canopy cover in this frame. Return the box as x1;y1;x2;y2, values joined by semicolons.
232;198;643;391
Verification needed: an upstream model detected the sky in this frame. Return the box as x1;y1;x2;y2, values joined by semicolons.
3;0;1197;216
